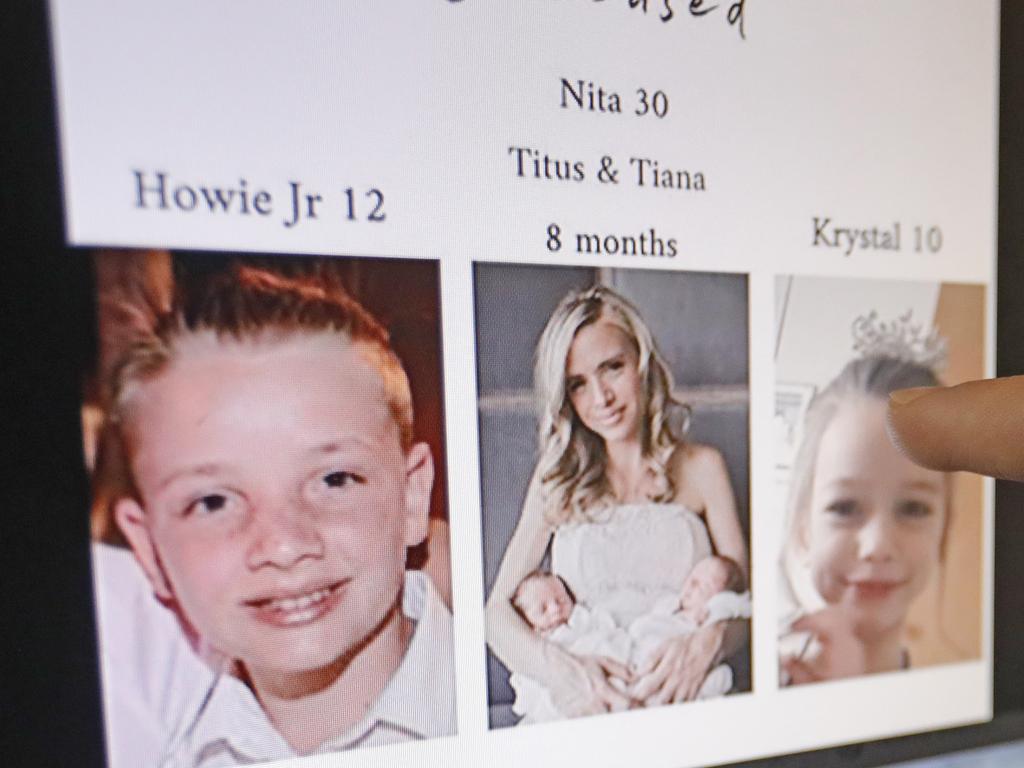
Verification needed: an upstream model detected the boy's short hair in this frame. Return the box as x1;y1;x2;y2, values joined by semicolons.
109;261;414;451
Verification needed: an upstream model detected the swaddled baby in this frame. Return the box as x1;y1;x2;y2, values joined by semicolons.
509;556;750;722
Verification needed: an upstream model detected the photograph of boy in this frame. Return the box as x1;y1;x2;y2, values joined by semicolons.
85;251;455;767
775;275;985;685
475;263;751;728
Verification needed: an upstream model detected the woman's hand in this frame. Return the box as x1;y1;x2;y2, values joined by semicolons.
629;622;725;706
551;654;634;716
887;377;1024;480
780;608;867;685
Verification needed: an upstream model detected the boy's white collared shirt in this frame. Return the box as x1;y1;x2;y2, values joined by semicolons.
93;544;456;768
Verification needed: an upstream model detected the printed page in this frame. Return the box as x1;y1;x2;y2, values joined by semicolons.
48;2;997;767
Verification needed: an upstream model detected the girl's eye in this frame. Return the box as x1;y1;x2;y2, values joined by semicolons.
898;500;933;519
186;493;230;517
824;499;859;518
567;379;584;395
323;470;365;489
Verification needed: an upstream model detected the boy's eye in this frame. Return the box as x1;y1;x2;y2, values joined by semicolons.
323;470;365;488
186;493;230;517
897;499;933;519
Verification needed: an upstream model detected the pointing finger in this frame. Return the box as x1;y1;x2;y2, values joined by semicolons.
887;376;1024;481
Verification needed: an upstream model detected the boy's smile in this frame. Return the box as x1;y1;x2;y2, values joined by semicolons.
244;577;350;628
116;332;432;684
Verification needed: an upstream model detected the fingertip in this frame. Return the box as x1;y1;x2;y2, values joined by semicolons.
888;376;1024;480
630;680;654;701
644;691;667;708
885;386;952;470
604;688;629;711
889;386;937;407
605;658;631;677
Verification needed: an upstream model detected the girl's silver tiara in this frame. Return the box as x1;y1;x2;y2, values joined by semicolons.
851;310;948;371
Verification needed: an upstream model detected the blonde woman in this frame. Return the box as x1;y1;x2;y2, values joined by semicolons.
485;286;748;720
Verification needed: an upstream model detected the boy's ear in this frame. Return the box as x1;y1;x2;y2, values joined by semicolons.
114;497;174;600
402;442;434;548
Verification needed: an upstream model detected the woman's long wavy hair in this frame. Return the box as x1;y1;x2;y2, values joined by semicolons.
534;286;687;526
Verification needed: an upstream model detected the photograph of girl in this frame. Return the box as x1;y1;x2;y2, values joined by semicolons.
476;264;751;728
775;275;985;686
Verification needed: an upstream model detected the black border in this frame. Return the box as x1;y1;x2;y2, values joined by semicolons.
2;2;1024;766
1;3;105;766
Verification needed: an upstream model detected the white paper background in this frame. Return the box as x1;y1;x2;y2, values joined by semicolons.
49;1;997;766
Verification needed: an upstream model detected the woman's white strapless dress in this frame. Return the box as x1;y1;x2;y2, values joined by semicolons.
551;503;712;626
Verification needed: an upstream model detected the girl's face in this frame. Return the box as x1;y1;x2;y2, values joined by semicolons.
806;397;946;640
565;319;644;445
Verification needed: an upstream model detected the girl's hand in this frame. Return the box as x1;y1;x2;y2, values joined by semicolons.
630;621;725;706
780;607;867;685
551;654;634;716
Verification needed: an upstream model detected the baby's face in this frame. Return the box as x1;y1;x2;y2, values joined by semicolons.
116;333;433;682
519;575;573;633
680;558;731;615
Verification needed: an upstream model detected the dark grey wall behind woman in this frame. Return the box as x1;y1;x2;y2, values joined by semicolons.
474;262;750;725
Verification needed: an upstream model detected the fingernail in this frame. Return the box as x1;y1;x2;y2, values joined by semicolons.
889;386;937;406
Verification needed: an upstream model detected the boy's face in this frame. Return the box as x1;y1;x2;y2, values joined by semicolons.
518;575;573;633
116;333;432;679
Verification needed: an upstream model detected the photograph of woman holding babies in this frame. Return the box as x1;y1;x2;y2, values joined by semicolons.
776;276;985;685
477;264;751;727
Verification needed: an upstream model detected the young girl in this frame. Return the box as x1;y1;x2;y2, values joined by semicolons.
779;350;952;684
